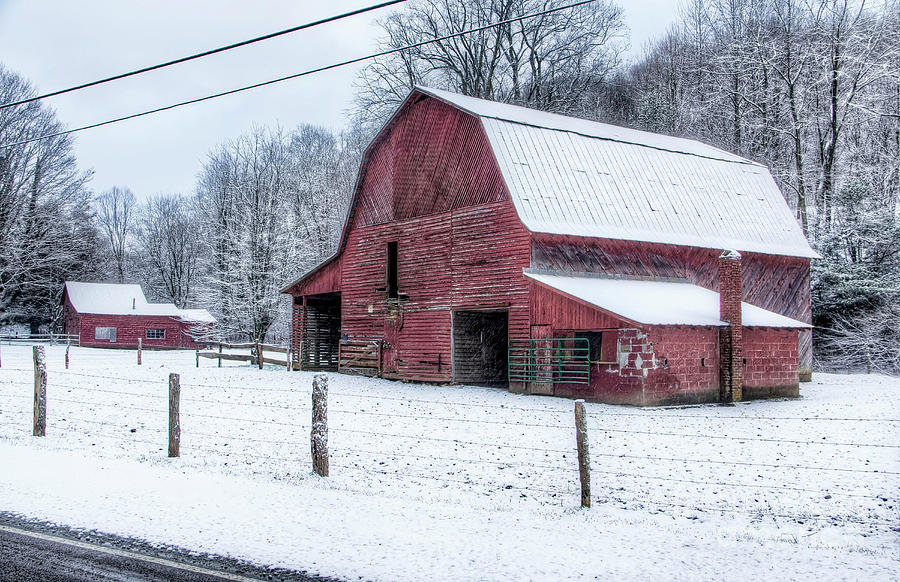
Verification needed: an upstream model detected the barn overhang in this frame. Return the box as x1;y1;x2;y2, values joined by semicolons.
523;270;810;328
280;254;343;297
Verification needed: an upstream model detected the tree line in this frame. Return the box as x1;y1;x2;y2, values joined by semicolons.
1;0;897;371
0;63;360;340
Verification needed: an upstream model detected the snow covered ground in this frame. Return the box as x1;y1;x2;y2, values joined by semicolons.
0;343;897;580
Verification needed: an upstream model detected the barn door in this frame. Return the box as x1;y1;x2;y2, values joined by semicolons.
382;311;401;375
452;310;509;385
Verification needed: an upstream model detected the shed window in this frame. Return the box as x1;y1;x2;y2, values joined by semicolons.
575;331;617;364
386;241;399;298
146;329;166;340
95;326;117;342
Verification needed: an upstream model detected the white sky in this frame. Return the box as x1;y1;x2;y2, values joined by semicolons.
0;0;677;200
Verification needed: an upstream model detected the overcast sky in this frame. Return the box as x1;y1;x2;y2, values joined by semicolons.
0;0;677;200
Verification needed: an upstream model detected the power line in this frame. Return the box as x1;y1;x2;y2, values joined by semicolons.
0;1;409;110
0;0;598;149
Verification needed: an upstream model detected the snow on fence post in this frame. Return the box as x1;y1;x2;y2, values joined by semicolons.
33;346;47;437
168;373;181;458
574;399;591;508
311;374;329;477
65;342;70;370
137;338;142;366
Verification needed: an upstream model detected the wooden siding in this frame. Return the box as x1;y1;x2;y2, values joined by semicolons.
78;313;201;349
529;281;625;330
352;97;507;229
340;200;530;383
287;256;342;297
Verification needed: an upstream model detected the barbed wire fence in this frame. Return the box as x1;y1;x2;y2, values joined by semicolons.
0;345;897;529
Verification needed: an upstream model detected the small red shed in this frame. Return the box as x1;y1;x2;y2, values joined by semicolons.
282;87;817;406
62;281;215;349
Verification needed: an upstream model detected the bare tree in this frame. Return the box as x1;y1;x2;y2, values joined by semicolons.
354;0;627;127
137;194;200;308
811;0;897;229
0;65;98;332
95;186;136;283
195;128;294;343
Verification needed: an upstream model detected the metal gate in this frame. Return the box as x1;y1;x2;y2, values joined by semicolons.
508;338;591;384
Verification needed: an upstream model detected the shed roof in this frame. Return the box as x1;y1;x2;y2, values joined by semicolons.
524;271;810;328
179;309;217;324
64;281;216;323
418;87;817;259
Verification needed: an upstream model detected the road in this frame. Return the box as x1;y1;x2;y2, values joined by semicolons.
0;513;338;582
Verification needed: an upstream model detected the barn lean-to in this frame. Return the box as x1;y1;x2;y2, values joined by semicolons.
282;87;816;406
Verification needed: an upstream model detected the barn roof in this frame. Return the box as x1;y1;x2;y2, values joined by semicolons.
179;309;217;324
63;281;215;322
417;87;817;259
524;271;811;328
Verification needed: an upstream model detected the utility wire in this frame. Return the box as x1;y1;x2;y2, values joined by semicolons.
0;0;597;149
0;0;409;110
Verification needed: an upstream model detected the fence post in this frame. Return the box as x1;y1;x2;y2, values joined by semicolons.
137;338;142;366
256;341;264;370
218;343;222;368
574;399;591;508
168;373;180;457
33;346;47;437
311;374;329;477
195;349;199;368
65;342;70;369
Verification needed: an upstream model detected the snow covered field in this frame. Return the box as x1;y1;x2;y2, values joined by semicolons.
0;343;897;580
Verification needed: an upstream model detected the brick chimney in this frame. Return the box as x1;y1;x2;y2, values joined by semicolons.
719;250;743;402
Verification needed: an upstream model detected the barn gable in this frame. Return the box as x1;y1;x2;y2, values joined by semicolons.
352;93;508;229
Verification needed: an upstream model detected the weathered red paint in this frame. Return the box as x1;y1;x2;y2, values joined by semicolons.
62;293;207;350
285;89;811;405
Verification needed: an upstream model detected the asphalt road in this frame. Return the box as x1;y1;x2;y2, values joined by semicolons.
0;513;339;582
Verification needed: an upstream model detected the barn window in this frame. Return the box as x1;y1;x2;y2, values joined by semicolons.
386;241;399;298
95;326;117;342
146;329;166;340
575;331;617;363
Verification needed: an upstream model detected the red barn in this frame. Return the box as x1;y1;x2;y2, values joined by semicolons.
62;281;215;349
282;87;816;406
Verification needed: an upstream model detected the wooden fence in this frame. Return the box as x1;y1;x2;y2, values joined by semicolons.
0;333;80;346
338;339;382;376
196;342;291;369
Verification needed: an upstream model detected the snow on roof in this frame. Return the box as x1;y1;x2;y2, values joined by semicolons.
524;271;811;328
64;282;215;323
417;87;818;259
419;86;751;163
178;309;216;324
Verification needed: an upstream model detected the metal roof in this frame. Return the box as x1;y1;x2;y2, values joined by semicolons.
418;87;817;259
524;271;811;328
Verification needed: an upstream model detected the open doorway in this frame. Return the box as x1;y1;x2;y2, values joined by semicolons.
301;292;341;371
452;310;508;386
